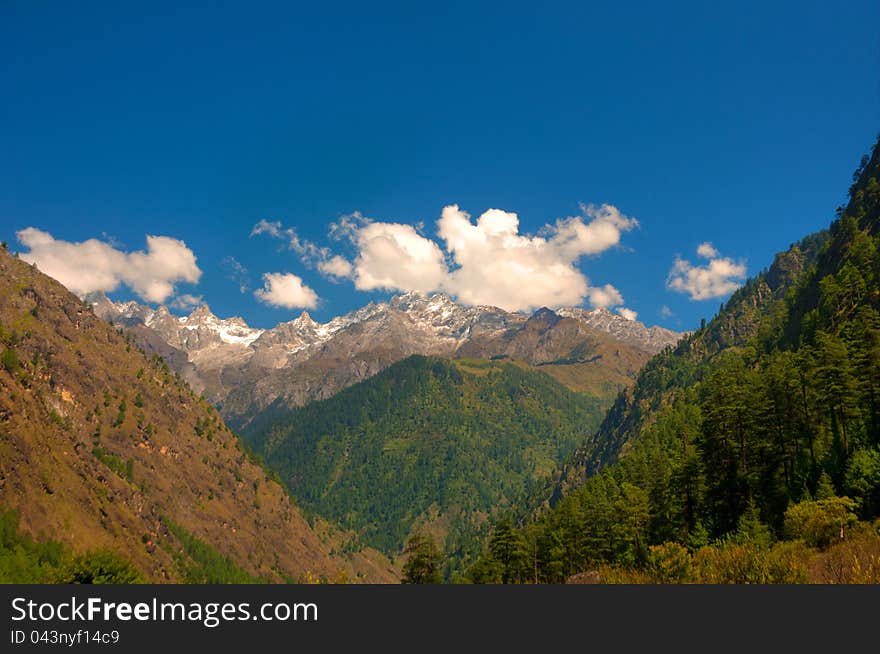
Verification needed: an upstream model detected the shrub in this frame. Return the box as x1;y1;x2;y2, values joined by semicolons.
691;541;808;584
163;519;262;583
92;447;134;481
815;526;880;583
693;543;768;584
646;542;692;583
784;496;858;548
53;551;142;584
1;348;19;374
845;449;880;518
0;510;66;583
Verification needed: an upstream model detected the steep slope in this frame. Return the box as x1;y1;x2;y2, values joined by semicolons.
556;307;682;354
0;247;395;583
241;356;607;574
569;228;829;479
468;136;880;583
455;307;653;397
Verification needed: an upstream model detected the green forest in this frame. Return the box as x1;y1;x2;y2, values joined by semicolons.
242;357;606;573
467;137;880;583
0;509;141;584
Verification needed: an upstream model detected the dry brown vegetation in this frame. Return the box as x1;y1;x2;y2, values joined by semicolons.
569;525;880;584
0;247;397;582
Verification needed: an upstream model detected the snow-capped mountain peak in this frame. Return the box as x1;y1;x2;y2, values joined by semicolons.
176;305;264;346
556;306;682;353
89;289;683;358
84;289;686;418
292;310;318;328
87;290;685;415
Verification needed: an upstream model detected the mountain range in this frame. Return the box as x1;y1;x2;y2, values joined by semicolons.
0;236;686;584
88;291;683;427
6;136;877;586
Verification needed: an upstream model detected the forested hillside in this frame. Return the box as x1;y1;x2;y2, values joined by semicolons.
468;136;880;583
242;356;607;574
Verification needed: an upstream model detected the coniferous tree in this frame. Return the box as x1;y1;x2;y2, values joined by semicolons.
401;532;442;584
464;137;880;584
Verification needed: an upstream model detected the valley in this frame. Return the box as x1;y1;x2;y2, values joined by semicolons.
3;137;879;586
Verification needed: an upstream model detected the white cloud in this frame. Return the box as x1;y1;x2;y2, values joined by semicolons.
254;272;318;309
254;203;637;313
586;283;625;309
666;245;746;300
250;219;285;240
325;204;639;311
349;221;448;293
317;255;353;279
696;242;719;259
16;227;201;303
616;307;638;321
252;218;354;283
332;203;636;312
659;305;673;319
436;204;637;311
552;203;640;257
328;211;366;241
221;256;250;293
251;219;329;261
170;294;204;310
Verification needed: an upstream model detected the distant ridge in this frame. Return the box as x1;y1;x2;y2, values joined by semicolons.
88;290;684;426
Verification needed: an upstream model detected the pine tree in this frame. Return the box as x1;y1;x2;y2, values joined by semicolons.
401;532;442;584
815;472;836;500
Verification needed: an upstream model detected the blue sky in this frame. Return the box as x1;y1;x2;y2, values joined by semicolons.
2;1;878;330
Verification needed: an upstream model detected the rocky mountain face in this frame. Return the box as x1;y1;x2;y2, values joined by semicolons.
90;290;685;427
1;249;396;583
556;307;682;355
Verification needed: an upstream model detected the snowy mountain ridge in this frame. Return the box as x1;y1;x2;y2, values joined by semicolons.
87;290;685;420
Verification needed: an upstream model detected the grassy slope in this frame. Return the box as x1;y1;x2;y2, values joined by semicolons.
0;247;396;582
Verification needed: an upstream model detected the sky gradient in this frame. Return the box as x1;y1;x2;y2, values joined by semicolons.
2;1;879;329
